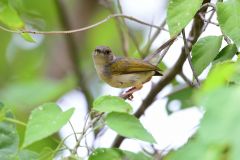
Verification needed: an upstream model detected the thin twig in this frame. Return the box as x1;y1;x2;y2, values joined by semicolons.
182;29;200;87
201;10;216;32
199;13;219;26
68;121;78;142
179;71;195;87
0;14;168;35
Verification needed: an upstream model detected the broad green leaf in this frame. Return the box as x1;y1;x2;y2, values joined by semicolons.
22;103;74;148
89;148;152;160
213;44;238;64
192;36;223;75
0;3;24;29
21;33;35;43
217;0;240;47
167;0;203;37
93;96;132;113
166;87;194;114
105;112;156;143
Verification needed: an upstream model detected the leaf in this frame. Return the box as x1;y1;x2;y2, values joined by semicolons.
167;0;203;37
93;96;132;113
0;3;24;29
192;36;223;75
105;112;156;143
22;103;74;148
166;87;194;114
89;148;152;160
21;33;35;43
217;0;240;47
213;44;238;64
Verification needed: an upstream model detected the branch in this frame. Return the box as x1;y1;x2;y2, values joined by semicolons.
0;14;168;35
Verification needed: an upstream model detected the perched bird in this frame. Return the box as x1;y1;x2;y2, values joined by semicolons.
92;38;175;99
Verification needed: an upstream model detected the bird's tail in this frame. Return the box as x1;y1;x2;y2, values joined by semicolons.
144;36;177;65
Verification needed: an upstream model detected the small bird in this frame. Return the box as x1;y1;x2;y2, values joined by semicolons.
92;38;175;99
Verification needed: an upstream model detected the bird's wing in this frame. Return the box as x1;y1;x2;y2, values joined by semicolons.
110;57;162;74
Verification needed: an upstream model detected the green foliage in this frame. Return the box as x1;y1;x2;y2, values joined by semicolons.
217;0;240;47
22;103;74;148
167;0;203;37
105;112;156;143
191;36;223;75
93;95;132;113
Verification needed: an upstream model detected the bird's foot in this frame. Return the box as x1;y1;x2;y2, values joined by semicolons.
120;87;137;100
120;92;134;100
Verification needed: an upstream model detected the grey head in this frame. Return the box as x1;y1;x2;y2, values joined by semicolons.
93;46;115;63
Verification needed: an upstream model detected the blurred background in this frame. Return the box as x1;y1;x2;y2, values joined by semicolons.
0;0;220;158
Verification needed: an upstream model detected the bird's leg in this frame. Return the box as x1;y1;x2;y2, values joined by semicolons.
121;84;143;100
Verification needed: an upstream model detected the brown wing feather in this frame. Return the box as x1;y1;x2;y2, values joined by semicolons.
110;57;162;75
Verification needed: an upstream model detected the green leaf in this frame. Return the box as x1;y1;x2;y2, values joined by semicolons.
22;103;74;148
167;0;203;37
105;112;156;143
0;3;24;29
217;0;240;47
213;44;238;64
166;87;194;114
192;36;223;75
93;96;132;113
89;148;152;160
21;33;35;43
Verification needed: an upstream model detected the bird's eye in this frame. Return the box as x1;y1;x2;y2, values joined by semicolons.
95;49;101;52
105;50;110;54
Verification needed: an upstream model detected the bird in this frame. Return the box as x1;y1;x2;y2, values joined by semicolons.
92;38;175;99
